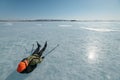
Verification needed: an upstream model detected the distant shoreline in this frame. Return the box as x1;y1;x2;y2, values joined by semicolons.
0;19;120;22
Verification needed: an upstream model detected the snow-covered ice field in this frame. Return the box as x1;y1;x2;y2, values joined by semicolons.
0;22;120;80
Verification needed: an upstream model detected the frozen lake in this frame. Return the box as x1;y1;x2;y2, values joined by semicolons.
0;22;120;80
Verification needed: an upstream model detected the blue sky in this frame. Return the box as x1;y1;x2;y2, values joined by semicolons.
0;0;120;20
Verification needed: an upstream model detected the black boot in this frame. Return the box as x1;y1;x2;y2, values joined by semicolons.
36;41;41;47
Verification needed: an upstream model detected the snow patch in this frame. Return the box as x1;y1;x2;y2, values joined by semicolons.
81;27;119;32
36;24;42;26
58;25;72;27
5;23;13;26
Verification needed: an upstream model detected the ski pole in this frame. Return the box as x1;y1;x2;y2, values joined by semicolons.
44;44;59;57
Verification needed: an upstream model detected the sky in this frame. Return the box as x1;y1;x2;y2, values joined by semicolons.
0;0;120;20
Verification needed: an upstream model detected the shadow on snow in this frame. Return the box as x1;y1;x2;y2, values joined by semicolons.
5;70;30;80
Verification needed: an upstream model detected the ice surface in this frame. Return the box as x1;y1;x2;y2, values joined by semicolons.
0;22;120;80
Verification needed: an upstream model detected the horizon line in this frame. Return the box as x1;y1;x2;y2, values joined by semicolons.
0;19;120;22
